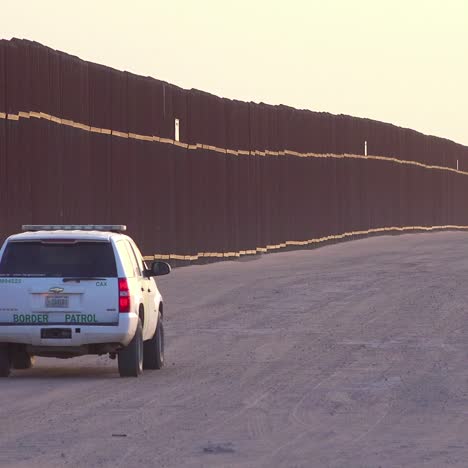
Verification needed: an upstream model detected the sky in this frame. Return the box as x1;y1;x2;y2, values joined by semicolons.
1;0;467;146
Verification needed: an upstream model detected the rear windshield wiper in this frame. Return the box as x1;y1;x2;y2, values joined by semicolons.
62;277;107;282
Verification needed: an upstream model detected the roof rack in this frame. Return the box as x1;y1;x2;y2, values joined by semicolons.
21;225;127;233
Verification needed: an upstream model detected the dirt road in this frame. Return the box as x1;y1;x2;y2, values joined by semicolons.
2;232;468;467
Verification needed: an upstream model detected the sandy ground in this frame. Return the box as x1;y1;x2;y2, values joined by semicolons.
1;231;468;467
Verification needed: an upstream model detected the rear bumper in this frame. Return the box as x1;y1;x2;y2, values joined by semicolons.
0;312;138;347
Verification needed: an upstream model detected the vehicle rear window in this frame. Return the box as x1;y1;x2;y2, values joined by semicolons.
0;241;117;277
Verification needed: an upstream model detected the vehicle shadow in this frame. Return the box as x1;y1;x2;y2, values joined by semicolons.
8;360;176;380
9;366;120;379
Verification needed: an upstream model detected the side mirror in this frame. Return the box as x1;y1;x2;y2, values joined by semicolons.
149;261;171;277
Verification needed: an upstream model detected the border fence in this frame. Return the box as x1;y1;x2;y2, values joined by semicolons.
1;38;468;261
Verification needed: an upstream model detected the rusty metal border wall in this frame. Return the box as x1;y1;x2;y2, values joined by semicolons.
1;38;468;261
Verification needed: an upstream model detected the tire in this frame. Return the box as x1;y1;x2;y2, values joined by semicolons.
12;351;34;370
143;313;164;370
118;319;143;377
0;347;11;377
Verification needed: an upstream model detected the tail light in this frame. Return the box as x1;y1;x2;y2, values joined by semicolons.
118;278;130;313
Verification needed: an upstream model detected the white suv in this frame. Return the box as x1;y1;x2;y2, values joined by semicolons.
0;225;170;378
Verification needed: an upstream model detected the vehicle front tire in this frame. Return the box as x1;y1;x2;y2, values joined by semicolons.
0;347;11;377
143;312;164;370
118;319;143;377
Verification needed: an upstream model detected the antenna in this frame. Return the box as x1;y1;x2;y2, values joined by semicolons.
175;118;180;142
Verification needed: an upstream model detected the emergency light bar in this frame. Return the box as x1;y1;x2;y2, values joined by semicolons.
22;225;127;233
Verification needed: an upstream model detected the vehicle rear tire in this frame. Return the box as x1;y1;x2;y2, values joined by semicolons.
143;312;164;370
0;347;11;377
118;319;143;377
12;351;34;370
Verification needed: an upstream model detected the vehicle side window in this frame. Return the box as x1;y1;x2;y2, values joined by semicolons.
124;241;142;277
115;241;135;278
128;241;145;275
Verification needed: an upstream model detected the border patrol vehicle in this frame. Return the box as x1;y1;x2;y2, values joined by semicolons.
0;225;170;377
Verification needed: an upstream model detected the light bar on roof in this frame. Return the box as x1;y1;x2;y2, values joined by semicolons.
22;225;127;232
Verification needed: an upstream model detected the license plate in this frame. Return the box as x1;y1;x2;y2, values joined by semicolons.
45;295;69;308
41;328;72;339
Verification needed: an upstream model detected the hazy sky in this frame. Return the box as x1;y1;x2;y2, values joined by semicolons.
2;0;467;146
